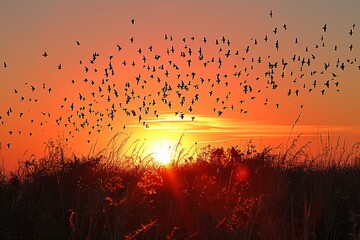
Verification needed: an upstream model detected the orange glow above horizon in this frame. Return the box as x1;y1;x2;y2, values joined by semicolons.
0;1;360;171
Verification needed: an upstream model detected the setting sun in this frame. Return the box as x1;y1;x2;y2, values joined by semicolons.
149;141;174;166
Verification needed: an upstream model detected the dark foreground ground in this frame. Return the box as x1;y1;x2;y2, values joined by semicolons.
1;144;360;240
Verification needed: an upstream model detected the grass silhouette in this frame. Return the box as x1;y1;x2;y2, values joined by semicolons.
1;135;360;239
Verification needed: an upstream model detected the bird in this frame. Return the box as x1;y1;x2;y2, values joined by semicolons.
323;24;327;32
264;35;268;42
269;10;273;18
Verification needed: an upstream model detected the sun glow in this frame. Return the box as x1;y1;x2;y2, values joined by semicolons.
150;141;174;166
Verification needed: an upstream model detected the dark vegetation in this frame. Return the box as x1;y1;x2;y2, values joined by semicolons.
1;138;360;240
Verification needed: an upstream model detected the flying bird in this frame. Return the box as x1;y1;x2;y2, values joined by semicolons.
269;10;273;18
323;24;327;32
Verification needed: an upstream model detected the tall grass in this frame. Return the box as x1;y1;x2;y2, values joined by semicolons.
0;134;360;239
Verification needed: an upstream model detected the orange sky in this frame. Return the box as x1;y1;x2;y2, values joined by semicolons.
1;0;360;171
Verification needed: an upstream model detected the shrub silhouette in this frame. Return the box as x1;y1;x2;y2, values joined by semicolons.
0;140;360;239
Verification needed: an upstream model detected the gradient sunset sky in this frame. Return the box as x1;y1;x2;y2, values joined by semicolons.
1;0;360;170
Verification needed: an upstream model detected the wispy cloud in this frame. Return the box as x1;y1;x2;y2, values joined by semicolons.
129;113;360;138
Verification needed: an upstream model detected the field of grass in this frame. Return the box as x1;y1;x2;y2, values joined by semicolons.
1;137;360;239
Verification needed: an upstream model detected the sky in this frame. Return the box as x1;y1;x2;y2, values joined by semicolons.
1;0;360;170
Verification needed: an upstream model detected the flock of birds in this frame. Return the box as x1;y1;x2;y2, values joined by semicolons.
1;11;359;150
